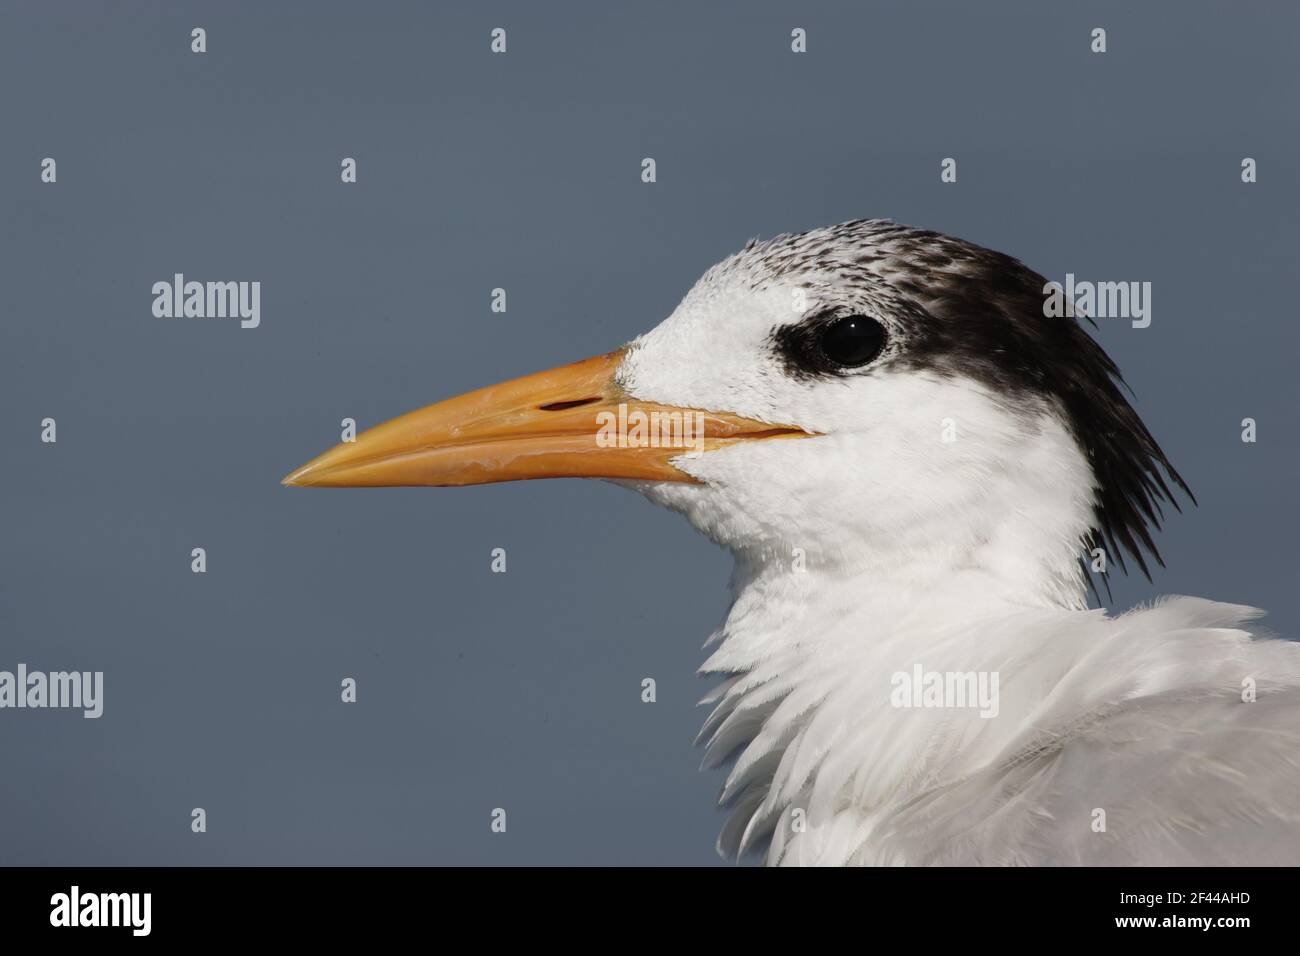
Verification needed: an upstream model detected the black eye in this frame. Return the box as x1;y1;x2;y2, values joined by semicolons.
819;315;886;368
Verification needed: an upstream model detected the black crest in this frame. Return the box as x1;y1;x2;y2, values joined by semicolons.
754;220;1193;587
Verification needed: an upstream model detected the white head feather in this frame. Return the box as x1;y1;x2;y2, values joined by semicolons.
606;221;1300;865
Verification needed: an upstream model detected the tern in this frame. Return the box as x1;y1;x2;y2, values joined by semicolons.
285;220;1300;865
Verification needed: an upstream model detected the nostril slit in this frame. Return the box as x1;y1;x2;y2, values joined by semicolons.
538;397;601;412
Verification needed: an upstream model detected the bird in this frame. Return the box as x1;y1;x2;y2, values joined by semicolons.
284;219;1300;866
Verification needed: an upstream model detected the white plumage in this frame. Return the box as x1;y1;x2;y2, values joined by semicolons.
288;219;1300;865
700;593;1299;864
614;221;1300;864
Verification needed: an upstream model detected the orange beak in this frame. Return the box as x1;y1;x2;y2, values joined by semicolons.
282;349;808;488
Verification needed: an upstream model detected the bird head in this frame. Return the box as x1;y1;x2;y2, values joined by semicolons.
284;220;1189;608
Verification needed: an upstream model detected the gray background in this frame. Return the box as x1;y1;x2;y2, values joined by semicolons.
1;1;1296;865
